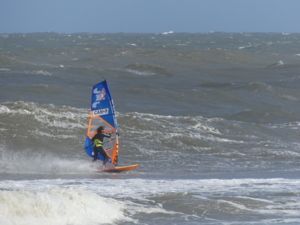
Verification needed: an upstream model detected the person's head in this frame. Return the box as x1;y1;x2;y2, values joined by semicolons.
97;126;104;133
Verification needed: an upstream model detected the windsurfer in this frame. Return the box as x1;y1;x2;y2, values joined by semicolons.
92;126;111;164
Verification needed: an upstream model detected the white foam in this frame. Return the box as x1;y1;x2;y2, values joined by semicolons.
0;102;86;129
0;188;130;225
127;43;137;47
0;146;95;174
32;70;52;76
24;70;52;76
122;112;243;146
32;130;77;139
277;60;284;65
280;94;298;101
217;199;252;211
235;196;274;204
0;68;11;72
63;178;300;200
0;105;10;113
161;30;174;35
1;178;300;223
238;43;252;50
2;178;300;201
125;69;156;76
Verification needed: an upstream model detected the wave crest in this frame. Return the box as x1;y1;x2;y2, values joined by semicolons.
0;187;129;225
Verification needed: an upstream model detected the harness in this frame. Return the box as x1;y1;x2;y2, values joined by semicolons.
94;139;103;147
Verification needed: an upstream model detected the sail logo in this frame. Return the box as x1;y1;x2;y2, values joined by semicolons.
93;108;109;116
93;88;106;101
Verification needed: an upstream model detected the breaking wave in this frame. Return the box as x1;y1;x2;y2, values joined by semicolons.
1;178;300;224
0;187;130;225
0;145;95;175
1;101;300;176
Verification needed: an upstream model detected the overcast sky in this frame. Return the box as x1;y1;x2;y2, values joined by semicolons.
1;0;299;33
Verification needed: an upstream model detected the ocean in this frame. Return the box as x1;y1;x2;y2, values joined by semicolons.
0;32;300;225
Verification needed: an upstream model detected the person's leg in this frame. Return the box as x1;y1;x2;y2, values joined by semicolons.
99;147;109;165
93;147;99;161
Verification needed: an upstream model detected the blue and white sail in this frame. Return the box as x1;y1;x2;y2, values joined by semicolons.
84;80;119;164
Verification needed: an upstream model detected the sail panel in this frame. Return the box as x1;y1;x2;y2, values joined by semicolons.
84;80;119;164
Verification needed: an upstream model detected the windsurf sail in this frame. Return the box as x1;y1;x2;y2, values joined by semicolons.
84;80;119;165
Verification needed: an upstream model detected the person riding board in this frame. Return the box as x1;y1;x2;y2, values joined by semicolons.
92;126;111;164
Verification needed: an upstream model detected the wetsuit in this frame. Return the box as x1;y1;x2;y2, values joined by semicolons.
92;133;111;163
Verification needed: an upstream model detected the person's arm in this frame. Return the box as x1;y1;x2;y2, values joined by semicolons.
91;134;97;142
103;133;111;138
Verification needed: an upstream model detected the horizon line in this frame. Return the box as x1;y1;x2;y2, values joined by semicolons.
1;31;299;35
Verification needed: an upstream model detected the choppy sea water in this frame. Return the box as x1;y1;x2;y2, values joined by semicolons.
1;33;300;225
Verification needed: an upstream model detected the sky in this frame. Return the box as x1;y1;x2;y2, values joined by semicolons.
1;0;300;33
